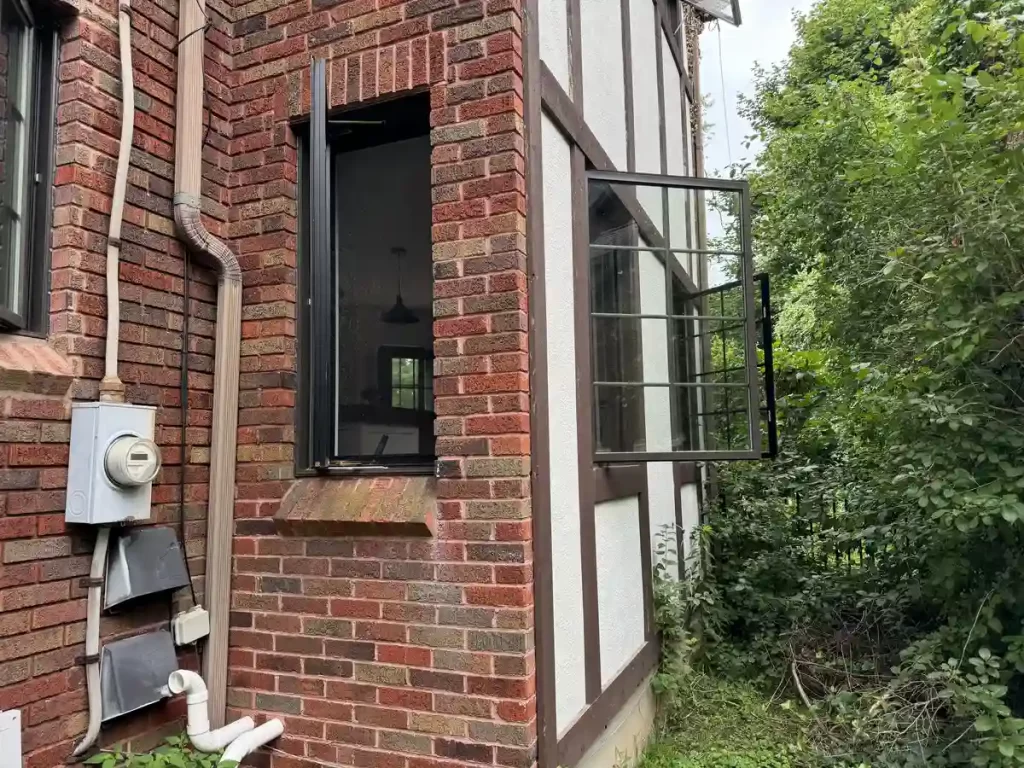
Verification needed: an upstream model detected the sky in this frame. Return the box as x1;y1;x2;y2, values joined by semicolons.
699;0;818;178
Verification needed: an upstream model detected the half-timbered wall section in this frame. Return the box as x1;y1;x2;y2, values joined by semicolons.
525;2;706;767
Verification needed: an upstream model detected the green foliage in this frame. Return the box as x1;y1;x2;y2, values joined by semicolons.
667;0;1024;765
645;531;818;767
82;735;235;768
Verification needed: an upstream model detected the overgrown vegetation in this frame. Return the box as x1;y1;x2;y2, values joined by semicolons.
84;735;232;768
652;0;1024;765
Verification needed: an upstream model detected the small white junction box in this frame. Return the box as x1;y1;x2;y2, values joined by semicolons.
66;402;160;525
0;709;21;766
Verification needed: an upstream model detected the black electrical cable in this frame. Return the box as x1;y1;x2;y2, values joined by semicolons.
179;247;198;608
179;247;205;672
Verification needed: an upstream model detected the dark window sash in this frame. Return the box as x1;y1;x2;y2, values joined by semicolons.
0;9;56;335
307;58;335;468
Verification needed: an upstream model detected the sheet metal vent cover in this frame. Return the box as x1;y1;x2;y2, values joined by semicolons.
685;0;741;25
105;526;190;610
100;630;177;721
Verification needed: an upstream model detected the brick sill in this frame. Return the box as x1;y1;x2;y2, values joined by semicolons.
0;334;74;397
275;474;437;537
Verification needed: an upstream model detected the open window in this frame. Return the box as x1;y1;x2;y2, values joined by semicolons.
586;169;774;463
300;59;435;472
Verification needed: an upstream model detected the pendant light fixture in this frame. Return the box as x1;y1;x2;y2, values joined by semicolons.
381;246;418;324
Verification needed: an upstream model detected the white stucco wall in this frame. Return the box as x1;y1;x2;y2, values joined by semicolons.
595;495;647;687
581;0;627;169
541;114;588;736
540;0;570;94
639;248;680;577
647;463;677;574
679;483;702;565
629;0;662;230
639;251;671;453
662;34;691;270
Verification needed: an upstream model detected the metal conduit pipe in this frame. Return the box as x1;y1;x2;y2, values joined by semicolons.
99;0;134;403
72;0;135;753
174;0;241;728
70;527;111;756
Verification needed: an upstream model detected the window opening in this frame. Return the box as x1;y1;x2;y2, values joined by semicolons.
301;58;434;472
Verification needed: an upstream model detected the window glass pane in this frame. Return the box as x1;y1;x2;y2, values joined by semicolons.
399;358;414;387
0;7;31;318
326;94;435;463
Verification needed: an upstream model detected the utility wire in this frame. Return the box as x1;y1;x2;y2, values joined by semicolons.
716;21;734;166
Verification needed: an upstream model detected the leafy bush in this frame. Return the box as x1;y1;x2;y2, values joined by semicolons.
651;0;1024;765
83;735;235;768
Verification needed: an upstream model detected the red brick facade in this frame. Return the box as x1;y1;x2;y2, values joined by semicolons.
0;0;532;766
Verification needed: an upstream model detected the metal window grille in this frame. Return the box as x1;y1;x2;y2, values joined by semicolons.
586;169;773;463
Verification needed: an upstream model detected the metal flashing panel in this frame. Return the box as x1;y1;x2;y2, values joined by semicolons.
685;0;741;26
100;630;177;721
105;526;190;610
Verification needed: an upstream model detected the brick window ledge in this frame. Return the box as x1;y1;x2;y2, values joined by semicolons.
275;475;437;537
0;335;74;396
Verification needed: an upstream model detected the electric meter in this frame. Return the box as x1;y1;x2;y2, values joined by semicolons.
66;402;159;524
105;435;161;487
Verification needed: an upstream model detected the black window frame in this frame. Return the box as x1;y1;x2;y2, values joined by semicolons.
0;0;57;335
297;58;435;476
586;169;772;463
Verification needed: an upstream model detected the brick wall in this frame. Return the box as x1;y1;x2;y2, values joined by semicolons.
0;0;234;763
227;1;535;767
0;0;534;765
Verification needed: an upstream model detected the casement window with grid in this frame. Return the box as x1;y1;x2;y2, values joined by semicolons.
586;170;775;463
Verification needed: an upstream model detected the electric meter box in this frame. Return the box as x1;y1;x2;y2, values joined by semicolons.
66;402;161;525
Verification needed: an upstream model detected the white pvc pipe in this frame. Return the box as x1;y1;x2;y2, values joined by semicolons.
220;719;284;765
167;670;256;752
70;527;111;756
100;0;135;402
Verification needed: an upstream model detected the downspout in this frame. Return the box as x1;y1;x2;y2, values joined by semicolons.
73;0;134;755
174;0;241;728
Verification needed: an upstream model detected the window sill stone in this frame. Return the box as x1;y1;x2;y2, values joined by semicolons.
0;335;74;397
275;475;437;537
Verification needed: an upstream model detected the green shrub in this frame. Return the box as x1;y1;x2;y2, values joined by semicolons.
675;0;1024;765
83;735;235;768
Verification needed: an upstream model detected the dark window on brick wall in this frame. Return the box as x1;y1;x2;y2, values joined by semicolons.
299;76;435;473
0;0;56;334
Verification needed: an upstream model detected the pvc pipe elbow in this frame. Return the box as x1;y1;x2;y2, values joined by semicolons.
220;719;284;765
168;669;208;705
190;717;255;753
